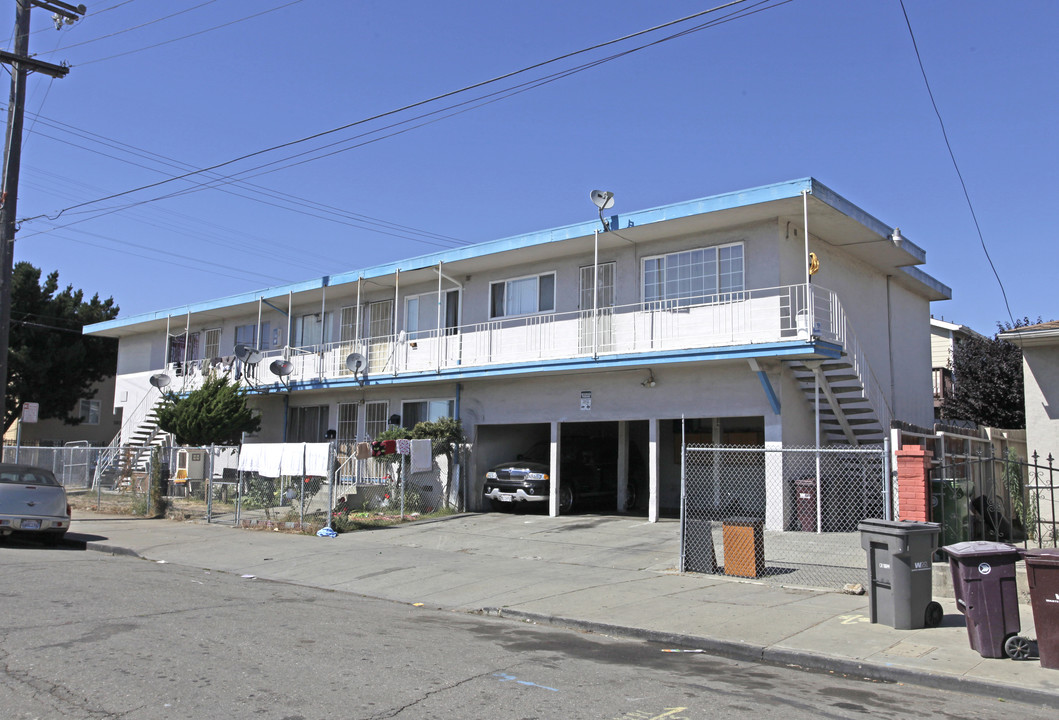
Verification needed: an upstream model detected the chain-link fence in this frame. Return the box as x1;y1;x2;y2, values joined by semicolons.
331;439;465;530
681;444;889;590
4;439;467;529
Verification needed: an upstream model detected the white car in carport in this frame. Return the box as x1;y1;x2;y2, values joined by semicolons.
0;464;72;545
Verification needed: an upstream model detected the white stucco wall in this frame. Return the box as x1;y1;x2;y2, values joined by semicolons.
1022;346;1059;456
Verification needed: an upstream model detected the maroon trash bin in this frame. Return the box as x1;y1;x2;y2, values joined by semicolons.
1021;548;1059;670
943;541;1026;659
794;477;818;532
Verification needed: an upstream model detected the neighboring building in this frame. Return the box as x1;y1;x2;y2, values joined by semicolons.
930;317;986;419
84;178;951;527
3;375;122;448
999;320;1059;456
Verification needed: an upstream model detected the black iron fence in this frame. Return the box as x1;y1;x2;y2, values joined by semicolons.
929;449;1057;549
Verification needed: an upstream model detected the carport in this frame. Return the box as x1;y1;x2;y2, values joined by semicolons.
474;420;649;517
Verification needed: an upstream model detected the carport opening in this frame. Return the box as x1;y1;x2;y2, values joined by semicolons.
476;421;647;516
560;421;647;516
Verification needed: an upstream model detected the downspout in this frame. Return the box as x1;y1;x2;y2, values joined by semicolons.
256;297;263;350
164;315;171;370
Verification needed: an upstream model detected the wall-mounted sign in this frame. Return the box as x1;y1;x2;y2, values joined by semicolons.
580;391;592;411
22;402;39;424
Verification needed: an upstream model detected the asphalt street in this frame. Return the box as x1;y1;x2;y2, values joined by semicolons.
1;540;1055;719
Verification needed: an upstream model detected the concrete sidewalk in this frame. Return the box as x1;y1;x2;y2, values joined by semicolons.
67;511;1059;707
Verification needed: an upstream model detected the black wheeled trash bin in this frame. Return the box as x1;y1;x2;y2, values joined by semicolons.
858;519;943;629
1021;548;1059;670
943;541;1028;659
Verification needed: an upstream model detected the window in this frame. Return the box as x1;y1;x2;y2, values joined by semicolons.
287;405;328;443
294;313;330;348
490;273;555;318
339;306;359;344
234;324;256;350
400;399;454;430
643;243;744;308
79;399;100;425
365;401;389;440
405;289;461;338
204;328;221;359
337;403;359;445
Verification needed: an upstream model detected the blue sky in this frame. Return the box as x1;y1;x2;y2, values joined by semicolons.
8;0;1057;335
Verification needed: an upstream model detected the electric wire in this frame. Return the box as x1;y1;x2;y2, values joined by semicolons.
23;0;770;224
898;0;1015;331
35;0;223;54
74;0;307;67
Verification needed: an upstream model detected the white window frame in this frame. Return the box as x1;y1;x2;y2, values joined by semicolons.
642;242;744;308
489;272;556;319
399;398;455;430
364;401;389;441
203;327;221;359
404;289;462;339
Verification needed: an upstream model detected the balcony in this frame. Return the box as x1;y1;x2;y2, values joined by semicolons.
168;284;841;390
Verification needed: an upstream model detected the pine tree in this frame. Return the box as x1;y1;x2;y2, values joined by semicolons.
155;374;261;446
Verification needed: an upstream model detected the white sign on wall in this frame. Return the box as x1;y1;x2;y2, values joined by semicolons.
21;402;39;424
580;391;592;411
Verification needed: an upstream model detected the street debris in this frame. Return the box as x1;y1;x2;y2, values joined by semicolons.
842;583;865;595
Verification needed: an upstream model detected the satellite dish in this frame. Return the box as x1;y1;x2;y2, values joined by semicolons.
233;344;250;362
149;373;172;389
269;359;293;377
590;189;615;210
244;349;264;364
344;352;366;374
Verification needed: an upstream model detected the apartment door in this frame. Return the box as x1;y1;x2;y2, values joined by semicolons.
579;262;615;353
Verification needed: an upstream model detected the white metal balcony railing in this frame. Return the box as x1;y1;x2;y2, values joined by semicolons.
165;284;840;389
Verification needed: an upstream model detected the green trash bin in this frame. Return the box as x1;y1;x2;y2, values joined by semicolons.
858;519;944;629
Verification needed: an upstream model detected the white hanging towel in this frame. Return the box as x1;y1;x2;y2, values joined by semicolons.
238;443;285;478
280;443;306;476
304;443;331;477
410;439;433;473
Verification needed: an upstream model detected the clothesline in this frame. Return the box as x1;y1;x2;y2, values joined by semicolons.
237;443;330;478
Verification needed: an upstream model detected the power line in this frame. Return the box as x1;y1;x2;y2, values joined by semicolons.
898;0;1015;330
73;0;306;66
24;0;770;224
35;0;222;54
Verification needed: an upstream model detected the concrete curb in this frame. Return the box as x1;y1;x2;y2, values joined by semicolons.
483;608;1059;709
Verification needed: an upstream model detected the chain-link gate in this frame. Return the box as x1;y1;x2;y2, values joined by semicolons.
331;439;465;530
681;443;889;590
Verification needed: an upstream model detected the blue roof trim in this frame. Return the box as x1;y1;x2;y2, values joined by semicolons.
239;339;841;395
87;177;894;334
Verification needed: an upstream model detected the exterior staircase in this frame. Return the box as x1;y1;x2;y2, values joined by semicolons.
92;396;170;489
785;355;886;445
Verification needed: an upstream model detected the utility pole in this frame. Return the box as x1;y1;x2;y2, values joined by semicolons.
0;0;86;428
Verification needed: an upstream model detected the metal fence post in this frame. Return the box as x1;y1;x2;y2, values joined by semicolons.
206;445;214;523
145;454;153;517
883;436;892;521
679;414;686;573
327;440;335;529
401;454;406;518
